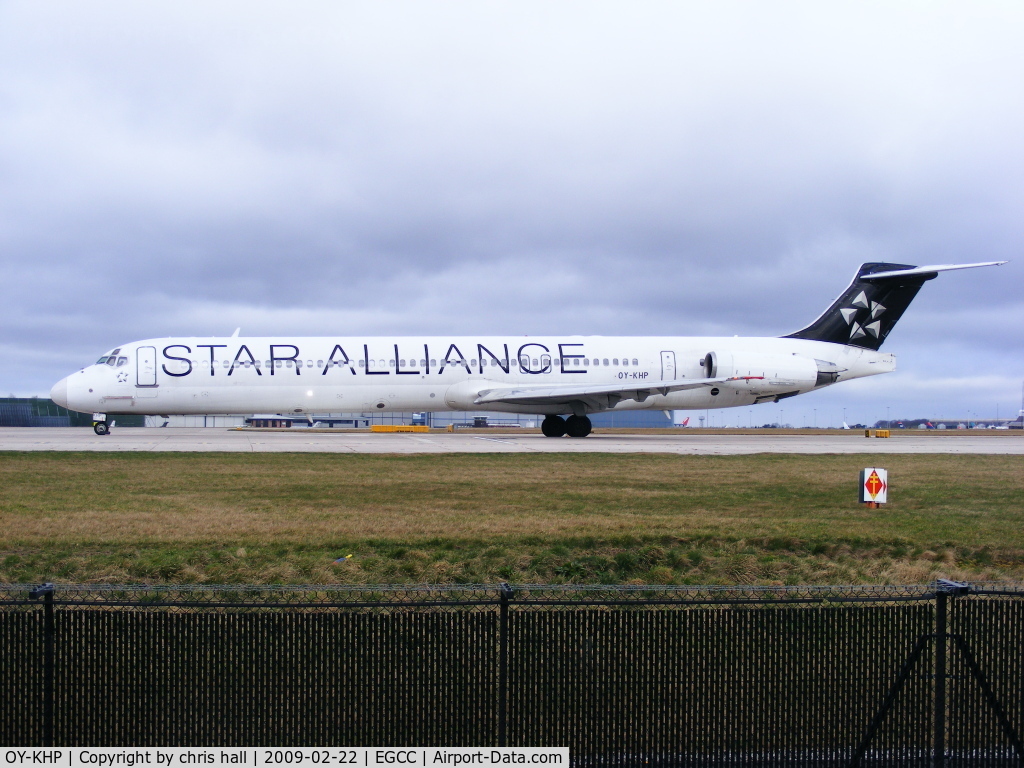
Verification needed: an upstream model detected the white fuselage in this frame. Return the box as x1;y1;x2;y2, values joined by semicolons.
53;335;895;417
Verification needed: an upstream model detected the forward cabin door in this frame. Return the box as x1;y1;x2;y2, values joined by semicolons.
660;351;676;381
137;346;158;387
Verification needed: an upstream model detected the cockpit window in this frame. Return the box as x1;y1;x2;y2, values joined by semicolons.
96;357;108;365
116;356;128;367
106;357;117;366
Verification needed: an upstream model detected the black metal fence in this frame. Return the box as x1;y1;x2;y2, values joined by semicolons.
1;582;1023;765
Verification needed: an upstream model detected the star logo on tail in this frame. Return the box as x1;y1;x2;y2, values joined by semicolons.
841;292;887;340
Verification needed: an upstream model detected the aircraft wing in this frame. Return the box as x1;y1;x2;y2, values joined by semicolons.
473;375;763;410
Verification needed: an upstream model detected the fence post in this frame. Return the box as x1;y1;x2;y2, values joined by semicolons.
29;583;55;748
498;582;514;748
934;587;947;768
934;580;969;768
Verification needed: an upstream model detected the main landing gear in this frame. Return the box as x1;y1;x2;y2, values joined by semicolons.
541;414;592;438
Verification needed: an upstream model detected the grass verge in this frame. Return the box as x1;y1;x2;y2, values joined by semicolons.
1;452;1021;584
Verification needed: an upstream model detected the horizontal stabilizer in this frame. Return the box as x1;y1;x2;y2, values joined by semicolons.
862;261;1007;280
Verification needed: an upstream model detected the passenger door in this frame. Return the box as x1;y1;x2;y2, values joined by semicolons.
660;351;676;381
136;346;158;387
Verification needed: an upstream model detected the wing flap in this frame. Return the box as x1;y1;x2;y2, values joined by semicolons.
473;376;763;407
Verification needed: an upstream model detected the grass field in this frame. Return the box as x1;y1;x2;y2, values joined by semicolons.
1;452;1022;585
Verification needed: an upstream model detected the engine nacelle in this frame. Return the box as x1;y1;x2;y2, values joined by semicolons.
703;351;821;388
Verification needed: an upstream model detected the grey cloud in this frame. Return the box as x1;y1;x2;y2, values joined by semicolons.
2;1;1022;421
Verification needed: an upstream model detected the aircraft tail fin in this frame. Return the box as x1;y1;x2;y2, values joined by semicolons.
784;261;1006;350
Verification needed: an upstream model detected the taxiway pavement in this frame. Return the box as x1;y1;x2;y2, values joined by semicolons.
1;428;1021;454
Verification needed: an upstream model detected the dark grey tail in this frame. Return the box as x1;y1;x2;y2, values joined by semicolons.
784;262;939;350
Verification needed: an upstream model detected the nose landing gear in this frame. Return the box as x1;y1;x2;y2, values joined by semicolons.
92;413;110;435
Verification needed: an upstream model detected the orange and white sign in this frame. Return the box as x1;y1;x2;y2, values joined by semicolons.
860;467;888;503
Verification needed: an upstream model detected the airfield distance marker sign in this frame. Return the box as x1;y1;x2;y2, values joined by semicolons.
860;467;888;508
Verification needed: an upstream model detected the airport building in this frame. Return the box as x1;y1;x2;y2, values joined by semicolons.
0;397;135;427
21;397;1022;430
879;412;1024;430
3;397;677;429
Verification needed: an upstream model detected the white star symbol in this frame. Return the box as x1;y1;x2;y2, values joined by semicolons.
841;301;886;339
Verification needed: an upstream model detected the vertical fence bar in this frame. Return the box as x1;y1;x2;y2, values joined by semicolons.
934;588;947;768
498;582;513;748
29;583;55;748
932;581;970;768
43;589;54;748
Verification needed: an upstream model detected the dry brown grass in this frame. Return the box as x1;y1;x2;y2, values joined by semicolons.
1;451;1022;584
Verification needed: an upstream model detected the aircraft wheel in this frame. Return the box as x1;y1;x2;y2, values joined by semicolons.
541;415;567;437
565;415;592;438
93;421;109;436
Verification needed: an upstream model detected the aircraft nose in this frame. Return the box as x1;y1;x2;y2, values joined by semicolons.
50;377;69;409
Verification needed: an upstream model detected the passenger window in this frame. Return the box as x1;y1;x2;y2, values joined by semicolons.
368;360;374;369
603;358;609;366
613;358;619;365
317;360;324;367
430;359;437;367
632;358;638;366
584;359;590;366
420;359;426;367
389;360;396;367
359;360;365;368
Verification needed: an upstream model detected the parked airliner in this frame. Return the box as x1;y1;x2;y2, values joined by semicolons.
50;261;1004;437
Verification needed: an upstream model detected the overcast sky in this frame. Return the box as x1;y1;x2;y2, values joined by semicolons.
2;1;1022;425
